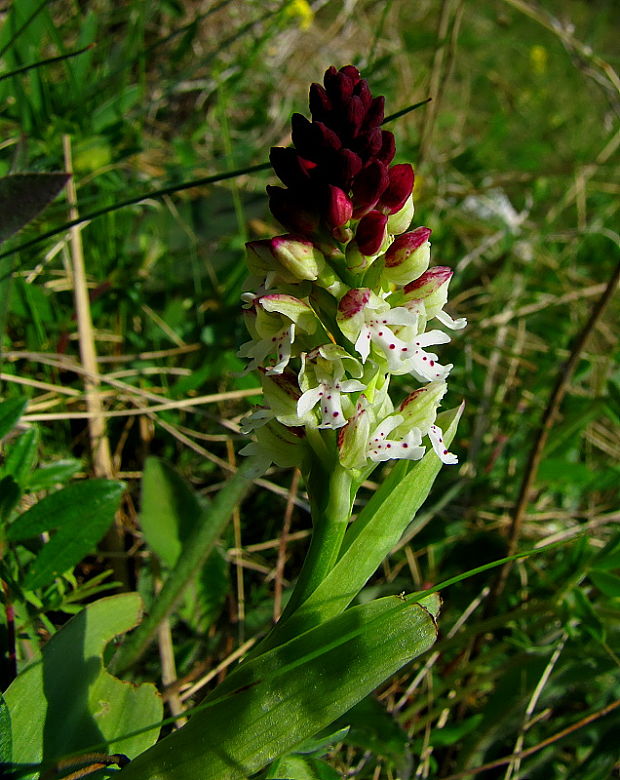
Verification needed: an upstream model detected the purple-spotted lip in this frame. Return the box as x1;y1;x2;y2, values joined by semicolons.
338;288;372;318
404;266;453;295
385;227;432;267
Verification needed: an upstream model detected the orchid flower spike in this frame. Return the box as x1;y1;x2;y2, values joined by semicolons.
238;65;466;475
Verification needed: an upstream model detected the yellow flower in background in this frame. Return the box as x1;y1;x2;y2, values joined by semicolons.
284;0;314;30
530;44;548;75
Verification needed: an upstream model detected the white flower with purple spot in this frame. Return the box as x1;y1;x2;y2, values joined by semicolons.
402;267;467;331
238;293;319;375
337;288;454;381
337;380;459;469
366;414;426;462
297;344;366;429
391;381;459;465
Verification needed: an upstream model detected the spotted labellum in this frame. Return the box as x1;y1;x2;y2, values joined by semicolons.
240;65;466;476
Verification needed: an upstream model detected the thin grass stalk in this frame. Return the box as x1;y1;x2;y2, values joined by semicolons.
63;135;129;588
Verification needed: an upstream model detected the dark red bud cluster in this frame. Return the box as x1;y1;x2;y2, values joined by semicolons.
268;65;414;249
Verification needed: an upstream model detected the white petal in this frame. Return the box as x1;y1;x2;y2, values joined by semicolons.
339;379;367;393
297;386;324;418
355;325;372;363
428;424;458;465
384;306;420;327
268;324;295;374
436;310;467;330
317;390;348;429
416;329;451;347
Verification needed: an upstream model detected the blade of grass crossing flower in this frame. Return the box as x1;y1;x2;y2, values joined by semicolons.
253;405;463;654
118;594;440;780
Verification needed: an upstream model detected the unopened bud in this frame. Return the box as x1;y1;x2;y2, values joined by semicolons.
386;193;414;235
324;184;353;229
267;186;320;235
397;381;447;430
383;227;431;286
337;397;372;470
403;266;452;317
246;235;326;283
259;369;305;427
355;211;388;256
379;164;414;214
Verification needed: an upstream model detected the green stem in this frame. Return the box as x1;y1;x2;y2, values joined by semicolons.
278;462;354;622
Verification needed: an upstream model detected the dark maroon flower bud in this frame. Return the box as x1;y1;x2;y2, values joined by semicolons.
354;127;383;159
376;131;396;165
292;115;342;162
379;163;415;214
314;121;343;153
339;65;362;83
331;148;363;190
268;185;320;235
324;68;355;103
353;79;372;110
270;147;314;190
351;160;389;217
344;95;366;137
355;211;388;255
365;96;385;128
309;82;332;121
324;184;353;228
291;113;317;159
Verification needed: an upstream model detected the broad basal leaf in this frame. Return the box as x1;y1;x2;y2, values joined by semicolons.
119;593;440;780
4;594;162;779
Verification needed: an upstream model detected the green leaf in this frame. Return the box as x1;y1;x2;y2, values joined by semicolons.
589;570;620;599
268;754;342;780
0;475;21;522
119;593;440;780
294;726;349;755
1;427;38;485
7;479;123;541
26;458;82;491
0;173;70;242
593;532;620;571
178;547;229;632
140;457;203;568
566;588;605;642
0;397;27;440
0;692;11;765
7;479;124;590
258;406;462;652
3;594;161;778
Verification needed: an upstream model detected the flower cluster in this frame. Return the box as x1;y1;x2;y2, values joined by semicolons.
240;66;465;476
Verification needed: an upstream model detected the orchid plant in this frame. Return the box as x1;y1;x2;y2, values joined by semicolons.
239;64;466;621
120;66;467;780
